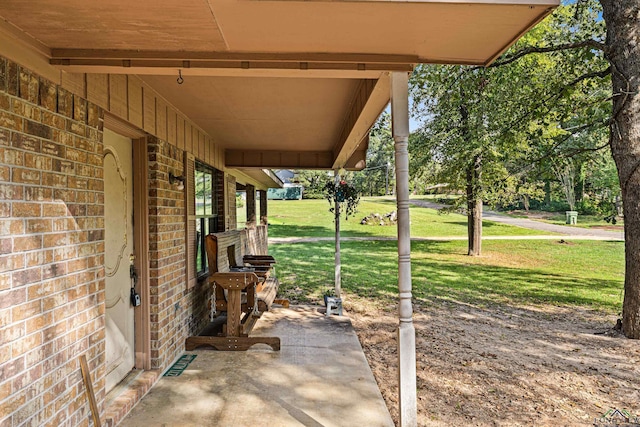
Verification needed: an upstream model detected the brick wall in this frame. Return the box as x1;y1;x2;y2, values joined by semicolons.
245;184;256;226
0;56;106;426
259;190;268;225
0;54;226;427
146;137;209;370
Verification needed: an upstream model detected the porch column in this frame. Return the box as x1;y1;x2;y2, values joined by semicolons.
334;169;342;297
259;190;268;225
391;71;417;426
246;184;256;226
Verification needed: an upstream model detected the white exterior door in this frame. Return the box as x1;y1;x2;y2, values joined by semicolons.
103;129;135;392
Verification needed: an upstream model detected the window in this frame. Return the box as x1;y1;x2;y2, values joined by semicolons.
194;163;218;276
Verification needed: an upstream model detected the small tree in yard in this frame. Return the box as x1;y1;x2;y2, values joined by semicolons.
324;177;360;298
552;159;577;212
324;179;360;221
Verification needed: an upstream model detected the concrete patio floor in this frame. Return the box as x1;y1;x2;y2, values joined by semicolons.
120;305;394;427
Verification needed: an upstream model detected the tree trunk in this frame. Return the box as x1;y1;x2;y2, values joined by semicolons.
467;154;482;256
544;180;551;207
601;1;640;338
574;162;585;204
459;97;483;257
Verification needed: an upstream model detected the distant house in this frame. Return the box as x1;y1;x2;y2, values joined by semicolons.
274;169;296;184
267;185;303;200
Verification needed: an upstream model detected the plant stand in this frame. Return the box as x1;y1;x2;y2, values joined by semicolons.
325;296;343;317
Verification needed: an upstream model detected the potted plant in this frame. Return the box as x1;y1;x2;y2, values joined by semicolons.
324;179;360;220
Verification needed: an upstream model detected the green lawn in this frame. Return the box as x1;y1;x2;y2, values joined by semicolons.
270;239;625;313
500;210;624;230
267;197;544;238
265;197;624;313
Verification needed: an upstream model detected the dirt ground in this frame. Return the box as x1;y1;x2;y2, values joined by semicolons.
346;298;640;426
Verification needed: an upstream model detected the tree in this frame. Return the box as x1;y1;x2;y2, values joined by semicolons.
352;113;395;197
599;1;640;338
410;1;611;257
410;0;640;337
295;170;330;199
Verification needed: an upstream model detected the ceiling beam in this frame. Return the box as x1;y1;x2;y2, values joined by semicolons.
49;49;415;75
332;73;391;169
49;58;413;76
226;150;336;170
50;49;419;64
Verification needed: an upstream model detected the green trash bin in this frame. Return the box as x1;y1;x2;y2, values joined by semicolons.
565;211;578;225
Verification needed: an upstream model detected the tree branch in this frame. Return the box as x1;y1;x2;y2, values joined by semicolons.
492;69;610;140
486;40;607;68
505;118;611;179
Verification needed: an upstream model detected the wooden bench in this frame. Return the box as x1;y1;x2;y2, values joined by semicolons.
185;230;286;351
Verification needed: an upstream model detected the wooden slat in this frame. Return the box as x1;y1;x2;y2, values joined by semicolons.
127;76;143;128
156;98;167;141
199;133;205;161
86;73;109;109
177;115;185;150
79;355;101;427
142;85;155;134
185;124;193;154
61;71;86;98
167;109;177;146
108;74;128;119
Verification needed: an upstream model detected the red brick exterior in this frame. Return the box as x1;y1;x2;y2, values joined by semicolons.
245;184;256;226
0;56;215;427
0;57;106;427
146;137;209;369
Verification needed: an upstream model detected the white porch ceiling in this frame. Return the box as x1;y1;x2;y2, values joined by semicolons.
0;0;558;171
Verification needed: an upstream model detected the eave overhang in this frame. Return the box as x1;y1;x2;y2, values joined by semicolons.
0;0;559;171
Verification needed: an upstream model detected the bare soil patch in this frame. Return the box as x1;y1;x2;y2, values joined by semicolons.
590;225;624;231
347;298;640;426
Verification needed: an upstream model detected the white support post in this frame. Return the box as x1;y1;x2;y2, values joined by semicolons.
334;169;341;297
391;71;417;426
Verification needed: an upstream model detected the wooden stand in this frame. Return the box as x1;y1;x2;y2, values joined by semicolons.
185;272;281;351
185;336;280;351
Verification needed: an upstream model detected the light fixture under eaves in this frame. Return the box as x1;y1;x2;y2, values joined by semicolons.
169;172;185;190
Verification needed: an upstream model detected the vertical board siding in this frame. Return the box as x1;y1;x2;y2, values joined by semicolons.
127;76;143;129
86;73;108;110
108;74;128;120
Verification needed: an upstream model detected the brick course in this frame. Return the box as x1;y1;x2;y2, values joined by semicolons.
0;56;105;427
146;137;209;370
1;55;226;427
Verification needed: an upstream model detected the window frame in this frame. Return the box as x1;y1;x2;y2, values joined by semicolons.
194;162;218;279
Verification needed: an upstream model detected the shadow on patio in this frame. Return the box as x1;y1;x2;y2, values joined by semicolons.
120;306;394;427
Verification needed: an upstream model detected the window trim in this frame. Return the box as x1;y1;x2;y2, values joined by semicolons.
194;162;219;279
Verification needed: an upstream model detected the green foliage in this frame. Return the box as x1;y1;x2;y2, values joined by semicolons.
324;179;360;220
408;1;615;215
294;170;331;199
351;113;395;196
236;192;245;208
